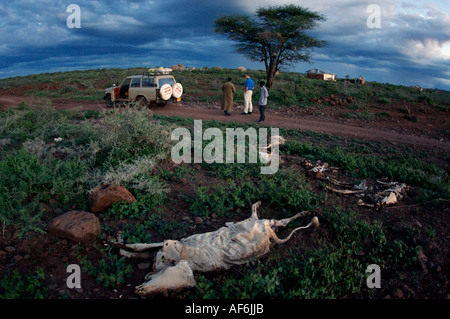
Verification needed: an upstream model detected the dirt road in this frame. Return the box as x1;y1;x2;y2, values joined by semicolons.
1;95;448;152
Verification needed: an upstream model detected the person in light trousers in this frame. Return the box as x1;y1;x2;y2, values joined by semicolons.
258;81;268;123
241;74;255;115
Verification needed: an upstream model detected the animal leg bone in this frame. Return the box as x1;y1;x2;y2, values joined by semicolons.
272;217;319;244
271;211;309;227
326;185;365;195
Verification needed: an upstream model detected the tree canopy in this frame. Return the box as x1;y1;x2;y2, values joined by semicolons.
214;4;327;88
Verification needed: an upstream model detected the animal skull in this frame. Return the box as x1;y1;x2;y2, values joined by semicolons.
118;201;319;296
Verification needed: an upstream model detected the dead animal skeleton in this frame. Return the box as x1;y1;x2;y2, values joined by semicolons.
326;179;408;209
116;201;319;296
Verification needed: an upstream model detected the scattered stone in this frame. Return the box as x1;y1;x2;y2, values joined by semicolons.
357;250;365;257
181;216;190;221
383;295;391;299
194;217;204;225
48;210;101;243
0;250;6;257
89;184;136;213
394;288;404;299
211;213;217;219
137;263;151;270
4;246;16;253
13;255;23;263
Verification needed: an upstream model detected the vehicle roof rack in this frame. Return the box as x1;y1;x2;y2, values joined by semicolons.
146;68;173;75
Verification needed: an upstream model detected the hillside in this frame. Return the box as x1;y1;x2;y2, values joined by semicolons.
0;68;448;300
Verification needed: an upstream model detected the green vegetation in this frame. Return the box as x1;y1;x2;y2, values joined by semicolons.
0;268;47;299
0;68;448;299
194;206;423;298
79;247;134;288
1;67;449;110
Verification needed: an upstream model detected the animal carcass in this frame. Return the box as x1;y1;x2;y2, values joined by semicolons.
117;201;319;295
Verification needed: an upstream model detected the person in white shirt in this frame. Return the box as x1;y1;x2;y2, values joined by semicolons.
258;81;269;123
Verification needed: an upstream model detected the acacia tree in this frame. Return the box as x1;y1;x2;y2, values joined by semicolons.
214;4;327;88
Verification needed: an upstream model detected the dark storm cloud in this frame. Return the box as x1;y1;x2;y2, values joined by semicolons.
0;0;449;90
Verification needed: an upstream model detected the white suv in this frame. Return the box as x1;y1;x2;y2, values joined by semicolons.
103;69;183;107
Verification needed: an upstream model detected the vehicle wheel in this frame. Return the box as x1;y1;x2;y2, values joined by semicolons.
136;96;148;109
105;94;115;108
157;99;168;107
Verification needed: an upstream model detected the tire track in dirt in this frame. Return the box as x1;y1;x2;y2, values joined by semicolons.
151;103;450;152
1;95;448;152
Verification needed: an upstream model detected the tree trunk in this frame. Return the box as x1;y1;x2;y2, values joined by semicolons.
266;60;277;89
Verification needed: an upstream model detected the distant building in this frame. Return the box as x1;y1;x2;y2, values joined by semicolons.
306;68;335;81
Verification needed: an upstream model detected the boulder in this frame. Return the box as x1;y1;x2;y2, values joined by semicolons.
237;66;246;72
172;64;186;71
89;185;136;213
48;211;100;243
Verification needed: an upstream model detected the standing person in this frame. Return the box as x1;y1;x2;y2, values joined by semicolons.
221;77;235;116
241;74;254;115
258;81;269;123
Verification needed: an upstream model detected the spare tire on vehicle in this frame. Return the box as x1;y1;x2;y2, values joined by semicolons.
159;84;173;101
172;83;183;99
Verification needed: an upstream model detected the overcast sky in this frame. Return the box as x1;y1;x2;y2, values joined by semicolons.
1;0;449;90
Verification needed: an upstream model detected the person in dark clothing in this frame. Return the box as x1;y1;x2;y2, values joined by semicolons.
258;81;268;123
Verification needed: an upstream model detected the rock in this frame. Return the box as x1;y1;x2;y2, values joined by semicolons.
4;246;16;253
211;213;217;219
13;255;23;263
194;217;204;225
89;185;136;213
181;216;190;221
394;288;404;299
171;64;186;71
237;66;246;72
48;211;101;243
0;250;6;257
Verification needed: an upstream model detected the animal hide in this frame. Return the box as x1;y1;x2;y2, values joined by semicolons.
117;201;319;295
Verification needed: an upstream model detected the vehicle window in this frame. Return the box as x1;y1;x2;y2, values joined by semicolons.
142;77;155;87
130;78;141;88
158;78;175;87
121;78;131;88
